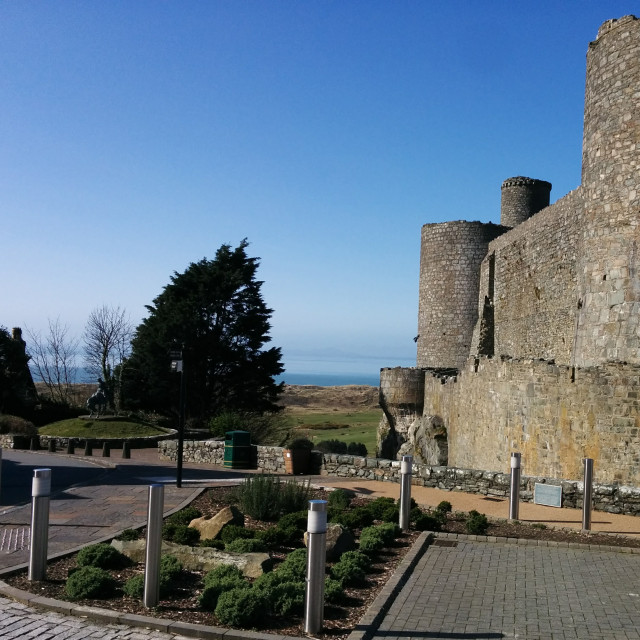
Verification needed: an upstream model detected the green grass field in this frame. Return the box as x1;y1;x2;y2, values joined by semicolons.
39;417;168;439
288;410;381;456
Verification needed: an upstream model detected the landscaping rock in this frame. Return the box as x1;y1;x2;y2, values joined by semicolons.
303;523;355;561
110;539;270;577
188;505;244;540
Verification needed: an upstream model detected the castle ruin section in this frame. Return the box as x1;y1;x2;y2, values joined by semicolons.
379;16;640;485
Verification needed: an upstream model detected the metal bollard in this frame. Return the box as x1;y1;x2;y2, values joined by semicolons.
28;468;51;581
102;442;110;457
66;440;75;455
143;484;165;608
304;499;327;635
582;458;594;531
509;452;521;521
122;441;130;459
84;440;92;456
399;455;413;532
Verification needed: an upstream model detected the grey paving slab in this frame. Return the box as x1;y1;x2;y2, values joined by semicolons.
371;538;640;640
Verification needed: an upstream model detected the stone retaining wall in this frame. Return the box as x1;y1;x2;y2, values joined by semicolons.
159;439;640;517
0;432;176;450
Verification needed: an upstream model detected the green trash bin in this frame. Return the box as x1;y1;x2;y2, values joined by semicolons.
224;430;251;469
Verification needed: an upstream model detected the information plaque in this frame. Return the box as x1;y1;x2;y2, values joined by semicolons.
534;483;562;508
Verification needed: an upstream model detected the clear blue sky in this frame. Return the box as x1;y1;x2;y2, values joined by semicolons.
2;1;637;378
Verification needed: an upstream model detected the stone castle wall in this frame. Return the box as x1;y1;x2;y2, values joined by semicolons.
422;357;640;485
416;221;507;370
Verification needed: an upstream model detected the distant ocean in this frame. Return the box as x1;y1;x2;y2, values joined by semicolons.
275;372;380;387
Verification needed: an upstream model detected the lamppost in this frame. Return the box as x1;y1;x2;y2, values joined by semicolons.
170;348;186;488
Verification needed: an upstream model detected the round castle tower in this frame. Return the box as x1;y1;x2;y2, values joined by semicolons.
575;15;640;366
416;221;505;370
500;176;552;227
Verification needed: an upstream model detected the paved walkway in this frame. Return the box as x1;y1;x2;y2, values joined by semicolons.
2;448;640;639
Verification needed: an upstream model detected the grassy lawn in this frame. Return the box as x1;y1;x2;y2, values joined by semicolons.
39;417;168;439
288;410;381;456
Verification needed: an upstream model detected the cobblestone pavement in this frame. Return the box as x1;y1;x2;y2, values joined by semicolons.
0;596;191;639
375;538;640;640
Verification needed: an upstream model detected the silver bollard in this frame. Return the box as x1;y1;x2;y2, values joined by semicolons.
582;458;594;531
304;499;327;635
143;484;165;608
399;455;413;532
509;452;521;521
28;468;51;581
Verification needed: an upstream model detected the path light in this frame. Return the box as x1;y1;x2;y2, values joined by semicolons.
170;347;186;488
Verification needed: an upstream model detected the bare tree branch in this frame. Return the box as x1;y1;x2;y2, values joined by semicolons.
25;319;79;405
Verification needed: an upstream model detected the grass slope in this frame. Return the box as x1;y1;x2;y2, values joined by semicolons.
39;418;167;439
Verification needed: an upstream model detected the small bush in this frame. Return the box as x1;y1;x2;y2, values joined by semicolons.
324;577;346;604
167;506;202;526
0;415;37;435
359;526;386;554
328;489;352;510
412;511;443;532
329;506;374;530
162;522;200;545
201;538;226;549
465;510;489;535
233;475;283;521
123;574;144;598
225;538;268;553
277;510;307;531
376;521;400;544
65;566;116;599
286;437;314;450
220;524;253;545
255;526;288;547
214;587;267;627
200;565;247;610
380;504;400;523
339;550;371;571
160;554;183;579
115;529;141;541
347;442;368;457
330;556;366;586
278;479;311;515
366;497;396;520
436;500;452;515
268;580;305;616
77;543;130;569
277;548;307;581
315;439;347;454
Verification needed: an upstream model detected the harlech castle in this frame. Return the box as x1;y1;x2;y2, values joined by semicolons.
379;15;640;485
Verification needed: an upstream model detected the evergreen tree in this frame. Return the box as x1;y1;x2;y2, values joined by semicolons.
124;240;284;421
0;326;38;415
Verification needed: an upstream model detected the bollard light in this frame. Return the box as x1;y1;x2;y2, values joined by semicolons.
143;484;165;608
509;452;521;521
399;455;413;532
304;499;327;634
28;468;51;581
582;458;594;531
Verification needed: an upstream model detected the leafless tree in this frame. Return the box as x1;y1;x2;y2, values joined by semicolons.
25;319;79;405
83;305;133;411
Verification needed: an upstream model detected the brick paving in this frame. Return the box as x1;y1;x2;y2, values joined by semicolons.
375;538;640;640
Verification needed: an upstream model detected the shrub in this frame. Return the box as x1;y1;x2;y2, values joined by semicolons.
286;437;314;450
65;566;116;599
436;500;452;515
166;506;202;526
123;574;145;598
339;550;371;571
278;478;311;514
328;488;352;510
255;526;288;547
115;529;140;541
465;510;489;535
162;522;200;545
315;439;347;454
277;511;307;531
347;442;368;457
214;587;267;627
233;475;283;521
359;526;386;554
376;521;400;544
330;556;366;586
0;415;37;435
201;538;226;549
329;506;374;530
225;538;268;553
200;565;247;610
76;543;130;569
220;524;253;545
277;548;307;581
268;580;305;616
233;474;310;521
380;504;400;523
366;497;396;520
324;577;346;604
160;554;183;579
412;511;443;532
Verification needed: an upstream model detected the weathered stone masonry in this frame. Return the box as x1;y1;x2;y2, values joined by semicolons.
380;16;640;486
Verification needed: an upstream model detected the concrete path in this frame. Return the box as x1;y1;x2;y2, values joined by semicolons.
2;447;640;639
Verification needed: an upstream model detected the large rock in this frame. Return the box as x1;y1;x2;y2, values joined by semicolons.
303;523;355;561
397;415;448;465
111;539;270;577
188;505;244;540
